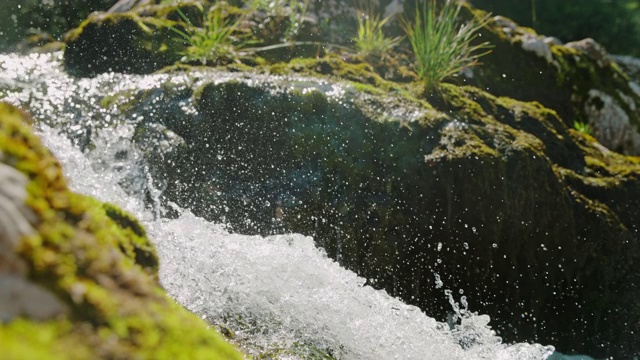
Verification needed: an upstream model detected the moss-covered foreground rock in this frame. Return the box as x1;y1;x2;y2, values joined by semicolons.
119;68;640;358
0;102;243;359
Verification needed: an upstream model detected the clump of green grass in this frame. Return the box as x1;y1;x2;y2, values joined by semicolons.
170;3;246;65
353;2;403;57
573;120;593;135
402;0;492;90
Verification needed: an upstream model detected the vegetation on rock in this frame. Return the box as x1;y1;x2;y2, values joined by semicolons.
168;3;246;65
352;1;403;58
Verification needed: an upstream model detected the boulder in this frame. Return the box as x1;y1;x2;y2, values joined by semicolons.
116;63;640;358
0;102;243;359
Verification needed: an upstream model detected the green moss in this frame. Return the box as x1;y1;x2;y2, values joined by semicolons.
268;55;399;92
0;319;92;360
102;202;159;273
436;83;489;119
0;102;244;359
570;129;640;177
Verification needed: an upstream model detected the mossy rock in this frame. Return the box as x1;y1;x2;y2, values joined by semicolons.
64;11;187;77
0;102;243;359
117;71;640;357
457;4;640;155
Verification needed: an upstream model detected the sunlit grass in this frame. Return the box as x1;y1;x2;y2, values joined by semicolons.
353;2;403;57
402;0;492;90
169;4;245;65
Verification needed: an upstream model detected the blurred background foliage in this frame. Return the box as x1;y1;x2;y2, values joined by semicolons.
470;0;640;56
1;0;640;57
0;0;119;50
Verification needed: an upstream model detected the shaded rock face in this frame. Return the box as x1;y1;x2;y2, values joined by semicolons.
0;0;119;52
0;103;243;359
64;11;187;77
125;72;640;357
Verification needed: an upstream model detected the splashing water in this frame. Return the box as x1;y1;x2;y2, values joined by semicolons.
1;52;568;359
40;126;553;360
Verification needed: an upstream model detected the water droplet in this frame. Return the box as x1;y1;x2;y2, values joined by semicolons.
434;273;443;289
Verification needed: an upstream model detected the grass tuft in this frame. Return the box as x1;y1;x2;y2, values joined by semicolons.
402;0;492;91
353;1;403;58
169;3;245;65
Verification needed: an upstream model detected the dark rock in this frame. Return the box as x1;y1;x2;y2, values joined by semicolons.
64;12;186;77
0;0;119;52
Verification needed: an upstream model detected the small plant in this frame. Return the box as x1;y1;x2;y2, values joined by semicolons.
353;2;403;57
170;3;245;65
402;0;492;90
573;120;593;135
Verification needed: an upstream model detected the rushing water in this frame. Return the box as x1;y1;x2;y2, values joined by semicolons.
1;52;593;359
